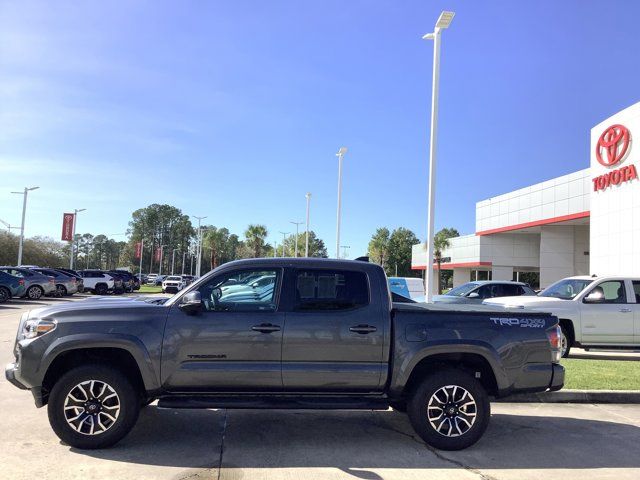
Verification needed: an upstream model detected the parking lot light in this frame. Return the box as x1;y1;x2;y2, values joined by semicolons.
422;11;455;302
335;147;347;259
279;231;290;257
11;186;39;266
305;193;312;257
290;221;303;257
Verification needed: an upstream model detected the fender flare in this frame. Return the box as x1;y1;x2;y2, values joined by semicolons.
39;333;161;391
393;341;509;393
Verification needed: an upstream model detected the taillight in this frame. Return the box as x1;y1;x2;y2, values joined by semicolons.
546;325;562;363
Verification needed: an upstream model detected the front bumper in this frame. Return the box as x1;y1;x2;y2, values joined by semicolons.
549;363;565;391
5;362;27;390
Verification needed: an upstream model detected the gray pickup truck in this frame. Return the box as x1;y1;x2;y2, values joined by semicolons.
6;258;564;451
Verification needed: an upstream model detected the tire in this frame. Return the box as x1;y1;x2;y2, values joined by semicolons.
56;285;67;297
26;285;44;300
0;286;10;303
407;369;490;451
389;401;407;413
559;323;573;358
47;364;140;449
94;284;108;296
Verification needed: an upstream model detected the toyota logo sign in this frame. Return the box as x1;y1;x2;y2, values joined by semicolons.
596;124;630;167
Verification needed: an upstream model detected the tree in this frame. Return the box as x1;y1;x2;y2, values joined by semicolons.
244;224;268;257
433;227;460;293
367;228;390;268
386;227;420;277
282;231;328;258
128;204;195;273
203;227;242;270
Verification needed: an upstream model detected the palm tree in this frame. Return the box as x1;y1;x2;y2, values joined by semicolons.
433;231;451;295
244;224;268;258
204;227;230;269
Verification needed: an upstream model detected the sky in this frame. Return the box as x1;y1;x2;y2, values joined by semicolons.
2;0;640;258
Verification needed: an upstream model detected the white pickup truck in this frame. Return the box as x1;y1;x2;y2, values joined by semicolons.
485;276;640;357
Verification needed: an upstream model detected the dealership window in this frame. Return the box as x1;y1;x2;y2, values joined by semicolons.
294;269;369;311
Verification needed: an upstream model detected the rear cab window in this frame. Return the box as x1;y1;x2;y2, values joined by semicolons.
294;269;369;311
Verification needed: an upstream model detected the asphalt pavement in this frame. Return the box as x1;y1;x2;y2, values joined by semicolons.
1;295;640;480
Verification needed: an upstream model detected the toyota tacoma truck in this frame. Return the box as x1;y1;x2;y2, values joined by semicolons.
5;258;563;451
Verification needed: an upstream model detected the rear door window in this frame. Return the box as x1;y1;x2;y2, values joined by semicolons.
631;281;640;303
294;269;369;311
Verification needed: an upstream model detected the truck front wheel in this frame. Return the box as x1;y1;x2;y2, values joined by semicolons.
407;369;490;451
47;364;140;449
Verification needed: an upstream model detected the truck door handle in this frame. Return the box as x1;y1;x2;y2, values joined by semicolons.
619;308;632;313
251;323;281;333
349;324;377;334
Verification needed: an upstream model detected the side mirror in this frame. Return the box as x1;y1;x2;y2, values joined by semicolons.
179;291;202;314
584;291;604;303
467;292;480;299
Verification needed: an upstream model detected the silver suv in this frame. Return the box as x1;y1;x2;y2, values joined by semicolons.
29;268;79;296
0;267;56;299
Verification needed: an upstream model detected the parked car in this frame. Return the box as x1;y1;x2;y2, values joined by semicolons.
146;273;159;285
108;270;135;293
28;268;78;296
181;275;195;285
429;281;537;304
485;275;640;357
5;258;563;451
52;268;85;293
0;267;56;299
154;275;166;286
0;271;26;302
388;277;425;300
78;270;117;295
162;275;186;293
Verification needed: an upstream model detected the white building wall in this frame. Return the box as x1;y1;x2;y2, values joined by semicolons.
590;102;640;276
540;226;575;288
573;225;590;276
476;170;590;234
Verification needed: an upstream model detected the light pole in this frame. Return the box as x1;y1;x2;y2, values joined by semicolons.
290;221;303;257
335;147;347;258
11;186;39;266
181;250;186;274
279;231;289;257
0;219;20;232
70;208;86;269
422;10;454;302
273;242;277;257
305;192;311;257
158;245;167;276
171;248;179;274
340;245;350;259
191;215;207;277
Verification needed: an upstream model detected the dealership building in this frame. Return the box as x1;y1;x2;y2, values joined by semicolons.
412;102;640;290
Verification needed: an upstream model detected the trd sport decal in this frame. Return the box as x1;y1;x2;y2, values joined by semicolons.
490;317;545;328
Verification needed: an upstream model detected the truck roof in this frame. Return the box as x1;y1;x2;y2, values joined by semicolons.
219;257;381;271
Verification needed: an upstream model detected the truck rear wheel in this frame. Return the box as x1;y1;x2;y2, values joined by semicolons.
407;369;490;451
47;364;140;449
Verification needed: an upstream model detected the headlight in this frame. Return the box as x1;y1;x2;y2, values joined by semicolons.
23;319;57;339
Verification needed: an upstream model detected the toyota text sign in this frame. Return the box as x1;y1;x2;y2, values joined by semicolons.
61;213;74;241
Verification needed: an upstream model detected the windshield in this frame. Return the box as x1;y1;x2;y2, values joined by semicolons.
445;282;480;297
166;276;182;281
539;279;594;299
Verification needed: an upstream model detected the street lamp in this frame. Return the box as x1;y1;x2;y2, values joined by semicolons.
290;221;303;257
70;208;86;269
279;231;289;257
171;248;179;274
191;215;207;277
11;186;39;266
305;192;312;257
158;244;167;276
335;147;347;258
422;10;454;303
0;218;20;232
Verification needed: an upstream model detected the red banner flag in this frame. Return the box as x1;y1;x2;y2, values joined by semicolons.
61;213;74;241
155;247;162;262
135;242;143;259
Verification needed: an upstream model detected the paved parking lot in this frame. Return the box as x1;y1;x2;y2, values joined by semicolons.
2;296;640;480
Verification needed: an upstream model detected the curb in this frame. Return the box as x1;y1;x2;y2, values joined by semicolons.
497;389;640;404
